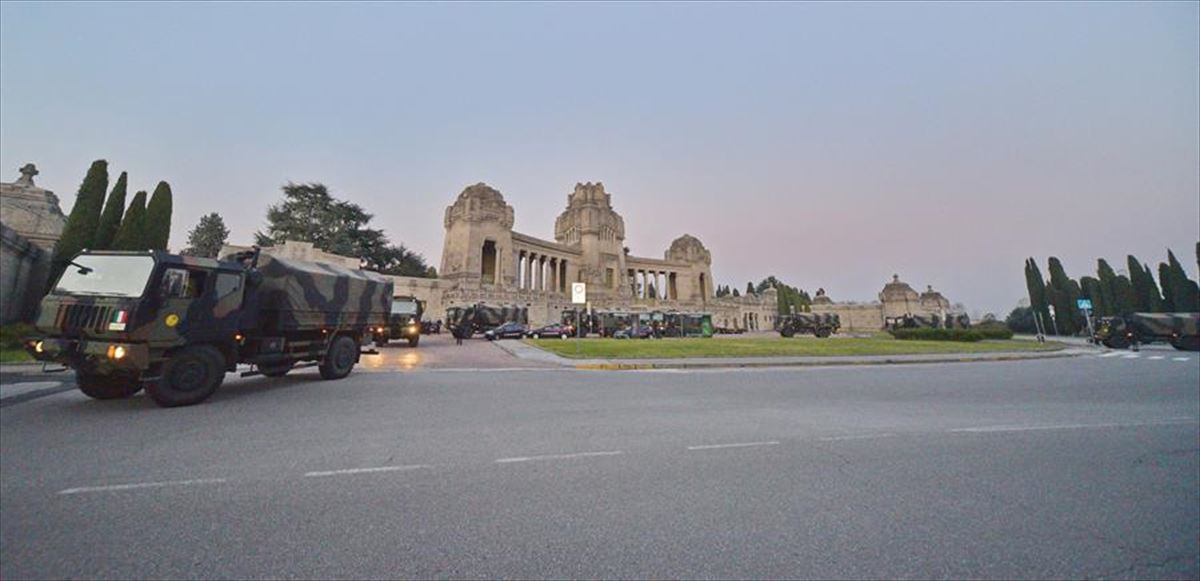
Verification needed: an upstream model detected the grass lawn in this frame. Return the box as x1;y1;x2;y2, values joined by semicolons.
524;336;1065;359
0;348;33;364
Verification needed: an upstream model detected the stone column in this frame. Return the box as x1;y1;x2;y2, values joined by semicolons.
549;258;558;294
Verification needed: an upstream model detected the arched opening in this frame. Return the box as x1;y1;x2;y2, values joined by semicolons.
481;240;497;285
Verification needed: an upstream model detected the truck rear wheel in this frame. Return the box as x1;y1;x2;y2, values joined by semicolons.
146;345;225;407
77;372;142;400
319;335;357;380
815;327;832;338
1171;336;1200;352
780;327;795;338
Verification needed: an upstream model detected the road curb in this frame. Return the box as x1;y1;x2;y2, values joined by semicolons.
572;351;1079;371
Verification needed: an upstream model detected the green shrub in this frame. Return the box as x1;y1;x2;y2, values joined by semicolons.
0;323;36;350
889;328;984;342
973;323;1014;340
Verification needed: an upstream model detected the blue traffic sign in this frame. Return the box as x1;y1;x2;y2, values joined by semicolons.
1076;299;1093;310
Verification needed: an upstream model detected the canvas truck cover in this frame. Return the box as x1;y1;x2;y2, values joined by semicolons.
1128;312;1200;337
248;254;393;333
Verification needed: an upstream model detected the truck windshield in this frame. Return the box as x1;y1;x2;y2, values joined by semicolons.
391;300;419;315
53;254;155;297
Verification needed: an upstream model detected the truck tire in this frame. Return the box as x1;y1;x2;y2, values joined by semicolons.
1171;336;1200;352
259;362;293;377
815;327;832;338
408;336;419;348
375;337;389;348
76;372;142;400
319;335;357;380
146;345;225;407
780;327;795;338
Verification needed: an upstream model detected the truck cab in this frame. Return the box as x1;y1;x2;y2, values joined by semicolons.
374;296;424;347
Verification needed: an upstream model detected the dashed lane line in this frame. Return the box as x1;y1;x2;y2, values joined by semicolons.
1173;357;1192;362
1098;352;1123;358
495;450;624;463
304;465;431;477
687;441;780;451
1148;356;1165;360
1122;354;1140;359
818;433;897;442
58;478;228;495
948;418;1197;434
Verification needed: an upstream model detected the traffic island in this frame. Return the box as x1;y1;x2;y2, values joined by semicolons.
504;336;1074;370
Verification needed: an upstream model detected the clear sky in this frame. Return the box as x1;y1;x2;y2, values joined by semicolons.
2;2;1197;315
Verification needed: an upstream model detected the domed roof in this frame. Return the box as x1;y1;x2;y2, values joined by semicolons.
665;234;711;264
456;182;506;204
879;274;918;301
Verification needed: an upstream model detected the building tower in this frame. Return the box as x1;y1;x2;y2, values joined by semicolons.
554;182;629;297
439;183;516;289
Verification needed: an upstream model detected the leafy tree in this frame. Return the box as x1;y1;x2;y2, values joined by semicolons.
181;213;230;258
52;160;108;277
1005;306;1037;334
425;266;438;278
1024;258;1052;331
1046;257;1081;334
256;182;430;276
93;171;127;250
1166;249;1200;311
145;181;173;250
111;191;148;250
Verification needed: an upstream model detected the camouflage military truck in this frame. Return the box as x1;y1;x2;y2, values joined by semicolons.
778;313;840;338
373;296;424;347
25;249;392;407
446;304;528;337
886;314;952;330
1095;312;1200;351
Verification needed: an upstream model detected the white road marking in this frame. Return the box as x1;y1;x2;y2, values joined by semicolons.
58;478;227;495
1098;352;1123;358
1173;357;1191;362
1122;354;1140;359
818;433;896;442
304;465;431;477
687;441;780;451
950;418;1197;434
1148;356;1165;360
495;451;623;463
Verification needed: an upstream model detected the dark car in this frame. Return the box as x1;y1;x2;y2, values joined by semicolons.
527;323;573;339
484;322;528;340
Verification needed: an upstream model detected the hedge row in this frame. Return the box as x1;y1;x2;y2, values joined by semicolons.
889;328;984;342
973;323;1014;340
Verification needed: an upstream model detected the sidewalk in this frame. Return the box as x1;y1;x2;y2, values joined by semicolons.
492;340;1088;370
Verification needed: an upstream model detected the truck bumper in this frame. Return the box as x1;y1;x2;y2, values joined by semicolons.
26;338;150;373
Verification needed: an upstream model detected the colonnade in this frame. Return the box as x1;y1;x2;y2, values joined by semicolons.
628;268;679;301
516;249;569;293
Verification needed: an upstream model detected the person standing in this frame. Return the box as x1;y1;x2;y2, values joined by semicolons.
454;324;464;346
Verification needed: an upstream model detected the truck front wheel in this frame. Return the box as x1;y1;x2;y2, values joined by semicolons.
319;335;358;380
408;336;419;348
780;327;795;338
146;345;225;407
77;372;142;400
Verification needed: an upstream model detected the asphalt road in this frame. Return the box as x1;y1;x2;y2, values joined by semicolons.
2;352;1197;579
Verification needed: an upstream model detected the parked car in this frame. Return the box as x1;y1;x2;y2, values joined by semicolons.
484;322;528;340
527;323;573;339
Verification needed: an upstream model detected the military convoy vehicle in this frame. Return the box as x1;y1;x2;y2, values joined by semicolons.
26;249;392;407
778;313;840;338
885;313;971;331
373;296;423;347
1095;313;1200;351
446;304;528;336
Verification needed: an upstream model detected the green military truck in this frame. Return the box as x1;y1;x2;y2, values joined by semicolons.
26;248;393;407
1095;313;1200;351
373;296;423;347
778;313;840;338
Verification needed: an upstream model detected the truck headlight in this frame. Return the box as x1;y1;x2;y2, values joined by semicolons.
106;344;127;360
34;340;44;353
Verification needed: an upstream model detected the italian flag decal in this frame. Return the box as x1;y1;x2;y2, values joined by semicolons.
108;310;128;331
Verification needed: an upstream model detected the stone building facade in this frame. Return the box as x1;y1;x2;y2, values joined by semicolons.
0;164;66;323
235;182;779;330
809;275;958;332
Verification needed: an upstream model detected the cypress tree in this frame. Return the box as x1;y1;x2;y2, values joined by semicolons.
1046;257;1080;334
746;282;755;296
1096;259;1120;317
1024;258;1052;332
1126;255;1164;312
1166;250;1200;311
1159;262;1176;312
145;181;173;250
92;171;127;250
1112;275;1138;315
111;191;148;250
52;160;108;272
1080;276;1106;317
